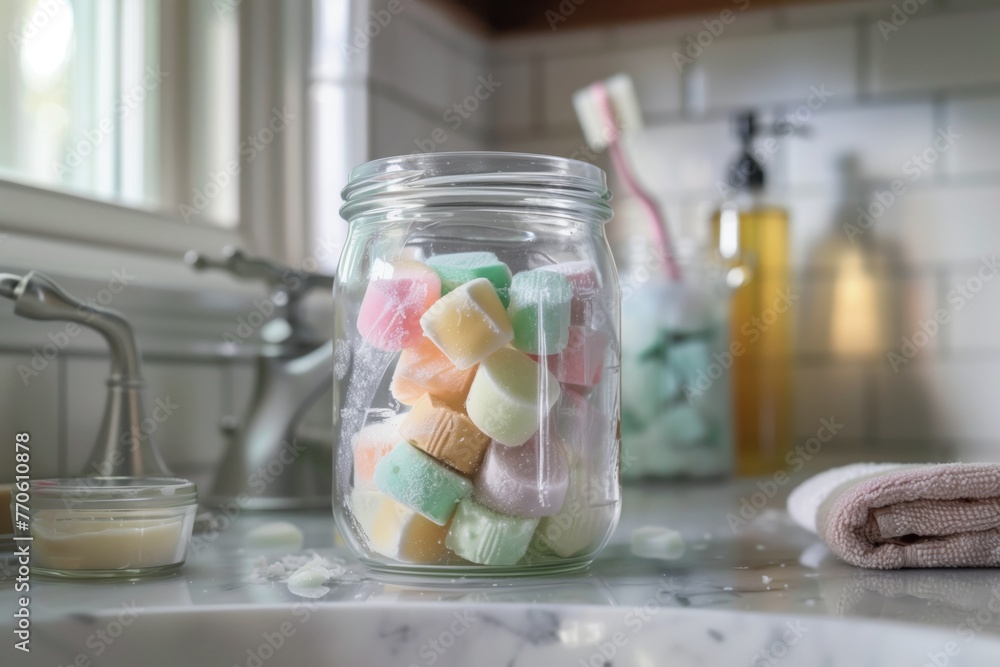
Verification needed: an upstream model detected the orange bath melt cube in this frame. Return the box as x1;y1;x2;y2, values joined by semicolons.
399;394;491;475
390;336;477;407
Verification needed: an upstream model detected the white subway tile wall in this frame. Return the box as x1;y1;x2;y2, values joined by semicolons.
626;118;734;196
783;103;937;189
64;358;109;476
792;362;869;440
62;357;233;478
944;93;1000;176
371;17;456;110
948;262;1000;352
693;26;858;110
488;1;1000;460
5;1;1000;483
0;355;61;480
542;45;684;127
367;7;490;157
867;8;1000;94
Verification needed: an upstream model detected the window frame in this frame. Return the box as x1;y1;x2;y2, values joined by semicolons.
0;176;242;260
0;0;313;278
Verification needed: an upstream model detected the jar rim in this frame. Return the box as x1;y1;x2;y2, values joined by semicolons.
340;151;613;223
26;476;198;510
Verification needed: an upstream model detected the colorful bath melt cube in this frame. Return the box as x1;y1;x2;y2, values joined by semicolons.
667;338;711;387
539;261;600;325
390;336;478;407
420;278;513;370
532;459;617;558
425;252;513;306
540;325;609;388
444;497;539;566
350;488;384;539
507;269;573;354
553;388;596;451
388;374;425;406
399;394;491;475
370;496;452;564
465;347;561;448
352;416;405;490
474;434;569;518
357;262;441;350
373;441;472;526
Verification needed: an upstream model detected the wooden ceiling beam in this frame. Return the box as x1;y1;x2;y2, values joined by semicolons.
437;0;842;34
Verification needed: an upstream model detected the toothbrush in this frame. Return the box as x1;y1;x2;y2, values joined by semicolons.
573;74;682;282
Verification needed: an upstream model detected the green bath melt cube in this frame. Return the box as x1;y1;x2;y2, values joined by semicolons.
373;441;472;526
425;252;513;306
507;269;573;354
444;497;539;566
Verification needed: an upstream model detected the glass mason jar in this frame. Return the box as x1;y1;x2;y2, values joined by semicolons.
333;152;621;576
620;273;733;480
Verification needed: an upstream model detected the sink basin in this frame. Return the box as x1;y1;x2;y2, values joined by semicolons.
17;603;1000;666
7;483;1000;666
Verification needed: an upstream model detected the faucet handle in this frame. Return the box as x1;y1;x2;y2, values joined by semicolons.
185;246;334;347
184;246;334;297
0;273;22;300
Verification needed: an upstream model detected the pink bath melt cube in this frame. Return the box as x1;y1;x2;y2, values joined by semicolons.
553;387;598;455
357;263;441;350
540;326;609;388
540;261;600;325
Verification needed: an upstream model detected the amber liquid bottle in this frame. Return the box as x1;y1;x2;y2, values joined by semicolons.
710;113;793;476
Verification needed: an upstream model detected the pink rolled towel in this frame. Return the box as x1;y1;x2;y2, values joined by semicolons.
787;462;1000;569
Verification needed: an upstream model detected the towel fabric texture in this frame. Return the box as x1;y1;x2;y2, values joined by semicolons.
787;462;1000;569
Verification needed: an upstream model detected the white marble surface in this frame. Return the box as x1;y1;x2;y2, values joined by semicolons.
4;480;1000;666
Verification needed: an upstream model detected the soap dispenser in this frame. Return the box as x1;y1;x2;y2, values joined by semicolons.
710;112;794;477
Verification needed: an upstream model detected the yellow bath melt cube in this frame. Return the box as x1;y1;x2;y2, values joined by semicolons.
370;496;451;564
419;278;513;370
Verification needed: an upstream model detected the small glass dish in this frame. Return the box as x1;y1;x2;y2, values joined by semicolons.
12;477;197;580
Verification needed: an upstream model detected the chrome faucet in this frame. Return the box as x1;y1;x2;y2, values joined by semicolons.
0;271;170;478
185;247;334;509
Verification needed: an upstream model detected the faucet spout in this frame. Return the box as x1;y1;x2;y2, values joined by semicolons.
0;273;23;300
188;247;337;509
1;270;169;478
208;341;333;508
13;271;141;381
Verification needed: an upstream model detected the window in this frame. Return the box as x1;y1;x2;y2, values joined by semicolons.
0;0;240;230
0;0;331;277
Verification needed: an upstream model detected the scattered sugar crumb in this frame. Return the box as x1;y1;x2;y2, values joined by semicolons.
246;551;354;598
762;575;773;584
755;544;765;551
288;566;331;588
723;586;734;591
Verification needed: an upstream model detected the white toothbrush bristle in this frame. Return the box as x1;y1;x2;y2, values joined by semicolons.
572;73;643;152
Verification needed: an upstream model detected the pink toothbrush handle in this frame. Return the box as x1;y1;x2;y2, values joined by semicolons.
592;82;682;282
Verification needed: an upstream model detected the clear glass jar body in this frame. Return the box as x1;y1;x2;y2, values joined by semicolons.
619;239;733;480
334;153;621;576
620;279;733;479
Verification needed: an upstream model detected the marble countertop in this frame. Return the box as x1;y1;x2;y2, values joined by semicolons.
4;479;1000;666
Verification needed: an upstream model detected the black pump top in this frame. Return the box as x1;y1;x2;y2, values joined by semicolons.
727;111;765;191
